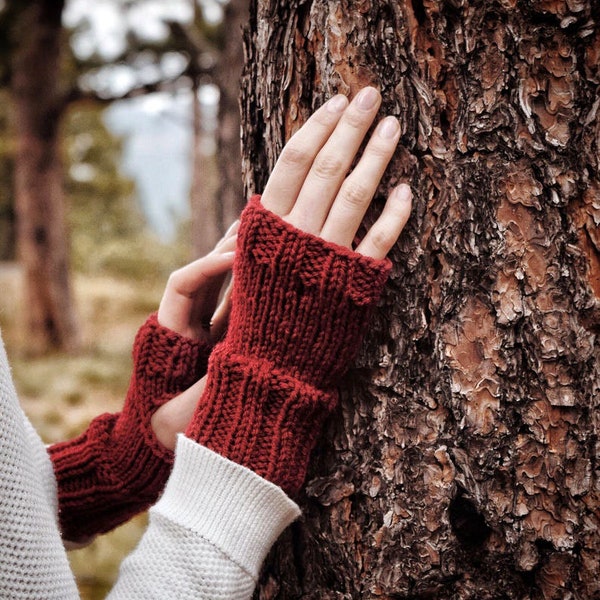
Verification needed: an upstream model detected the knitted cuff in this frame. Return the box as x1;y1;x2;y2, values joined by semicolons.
226;195;391;389
133;312;213;401
186;345;338;497
49;313;213;542
186;196;391;496
130;312;213;454
49;413;172;542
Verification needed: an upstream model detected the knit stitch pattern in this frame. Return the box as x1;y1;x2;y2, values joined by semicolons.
0;336;80;598
186;195;391;496
108;437;300;600
49;313;212;542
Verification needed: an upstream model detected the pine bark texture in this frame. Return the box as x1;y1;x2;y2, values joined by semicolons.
240;1;600;598
11;0;80;353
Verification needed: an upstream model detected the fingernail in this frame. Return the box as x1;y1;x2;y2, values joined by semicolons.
224;220;239;236
378;116;400;139
327;94;348;113
355;87;380;110
392;183;413;202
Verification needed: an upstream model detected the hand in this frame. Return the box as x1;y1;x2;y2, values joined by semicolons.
262;86;412;257
157;221;238;343
175;87;413;496
150;225;238;451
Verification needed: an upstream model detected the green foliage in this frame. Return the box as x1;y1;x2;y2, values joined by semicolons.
62;103;189;279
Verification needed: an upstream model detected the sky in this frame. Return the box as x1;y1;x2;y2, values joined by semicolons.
63;0;225;240
105;86;219;240
63;0;224;62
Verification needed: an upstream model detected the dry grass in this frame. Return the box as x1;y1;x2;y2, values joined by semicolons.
0;262;167;597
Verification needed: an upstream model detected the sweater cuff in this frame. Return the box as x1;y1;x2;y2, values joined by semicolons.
153;434;301;580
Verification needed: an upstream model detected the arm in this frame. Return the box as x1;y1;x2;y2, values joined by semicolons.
108;87;412;599
48;226;237;543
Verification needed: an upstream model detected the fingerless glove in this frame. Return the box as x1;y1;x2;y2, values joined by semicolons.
185;196;391;497
49;313;211;542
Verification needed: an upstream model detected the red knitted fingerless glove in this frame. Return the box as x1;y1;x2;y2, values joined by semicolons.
185;195;391;497
49;313;212;542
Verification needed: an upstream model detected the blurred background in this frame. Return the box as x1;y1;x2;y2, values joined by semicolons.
0;0;247;596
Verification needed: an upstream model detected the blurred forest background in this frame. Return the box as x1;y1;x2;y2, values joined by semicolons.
0;0;247;596
2;0;600;598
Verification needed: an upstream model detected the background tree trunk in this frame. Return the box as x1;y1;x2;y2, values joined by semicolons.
190;48;220;257
241;1;600;598
214;0;249;232
190;0;248;255
11;0;80;353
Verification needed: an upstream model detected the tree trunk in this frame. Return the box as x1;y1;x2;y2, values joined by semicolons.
190;0;248;255
214;0;249;231
11;0;80;353
190;71;221;257
241;1;600;598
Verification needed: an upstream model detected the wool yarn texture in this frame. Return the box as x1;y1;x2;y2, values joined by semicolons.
49;313;212;542
186;195;391;497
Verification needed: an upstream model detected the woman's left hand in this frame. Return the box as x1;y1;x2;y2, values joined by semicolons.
157;221;238;343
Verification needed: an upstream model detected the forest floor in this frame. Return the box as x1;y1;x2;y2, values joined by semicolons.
0;262;166;599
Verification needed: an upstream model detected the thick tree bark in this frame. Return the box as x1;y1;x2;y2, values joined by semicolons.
11;0;80;353
241;1;600;598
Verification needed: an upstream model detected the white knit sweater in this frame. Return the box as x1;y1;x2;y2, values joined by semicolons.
0;333;300;599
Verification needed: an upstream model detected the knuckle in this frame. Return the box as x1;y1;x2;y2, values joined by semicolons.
369;226;394;254
279;143;312;168
368;139;394;160
312;153;345;179
166;268;186;290
342;107;369;130
166;269;181;286
340;179;370;208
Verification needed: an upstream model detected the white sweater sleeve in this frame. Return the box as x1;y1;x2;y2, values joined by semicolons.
0;335;80;599
107;435;301;599
1;328;299;599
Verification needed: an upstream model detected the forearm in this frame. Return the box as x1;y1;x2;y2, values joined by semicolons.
49;313;211;542
107;436;300;600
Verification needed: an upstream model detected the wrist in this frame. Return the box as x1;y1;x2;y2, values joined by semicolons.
151;377;207;451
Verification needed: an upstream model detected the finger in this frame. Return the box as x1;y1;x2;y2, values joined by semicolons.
214;220;239;249
158;251;235;336
188;269;229;334
189;234;237;329
209;276;233;342
320;116;400;247
286;86;382;234
354;184;412;259
261;94;349;216
212;231;237;255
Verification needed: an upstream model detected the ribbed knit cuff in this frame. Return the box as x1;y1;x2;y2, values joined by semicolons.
153;435;301;580
185;197;392;496
186;344;338;497
50;413;173;542
49;312;213;542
